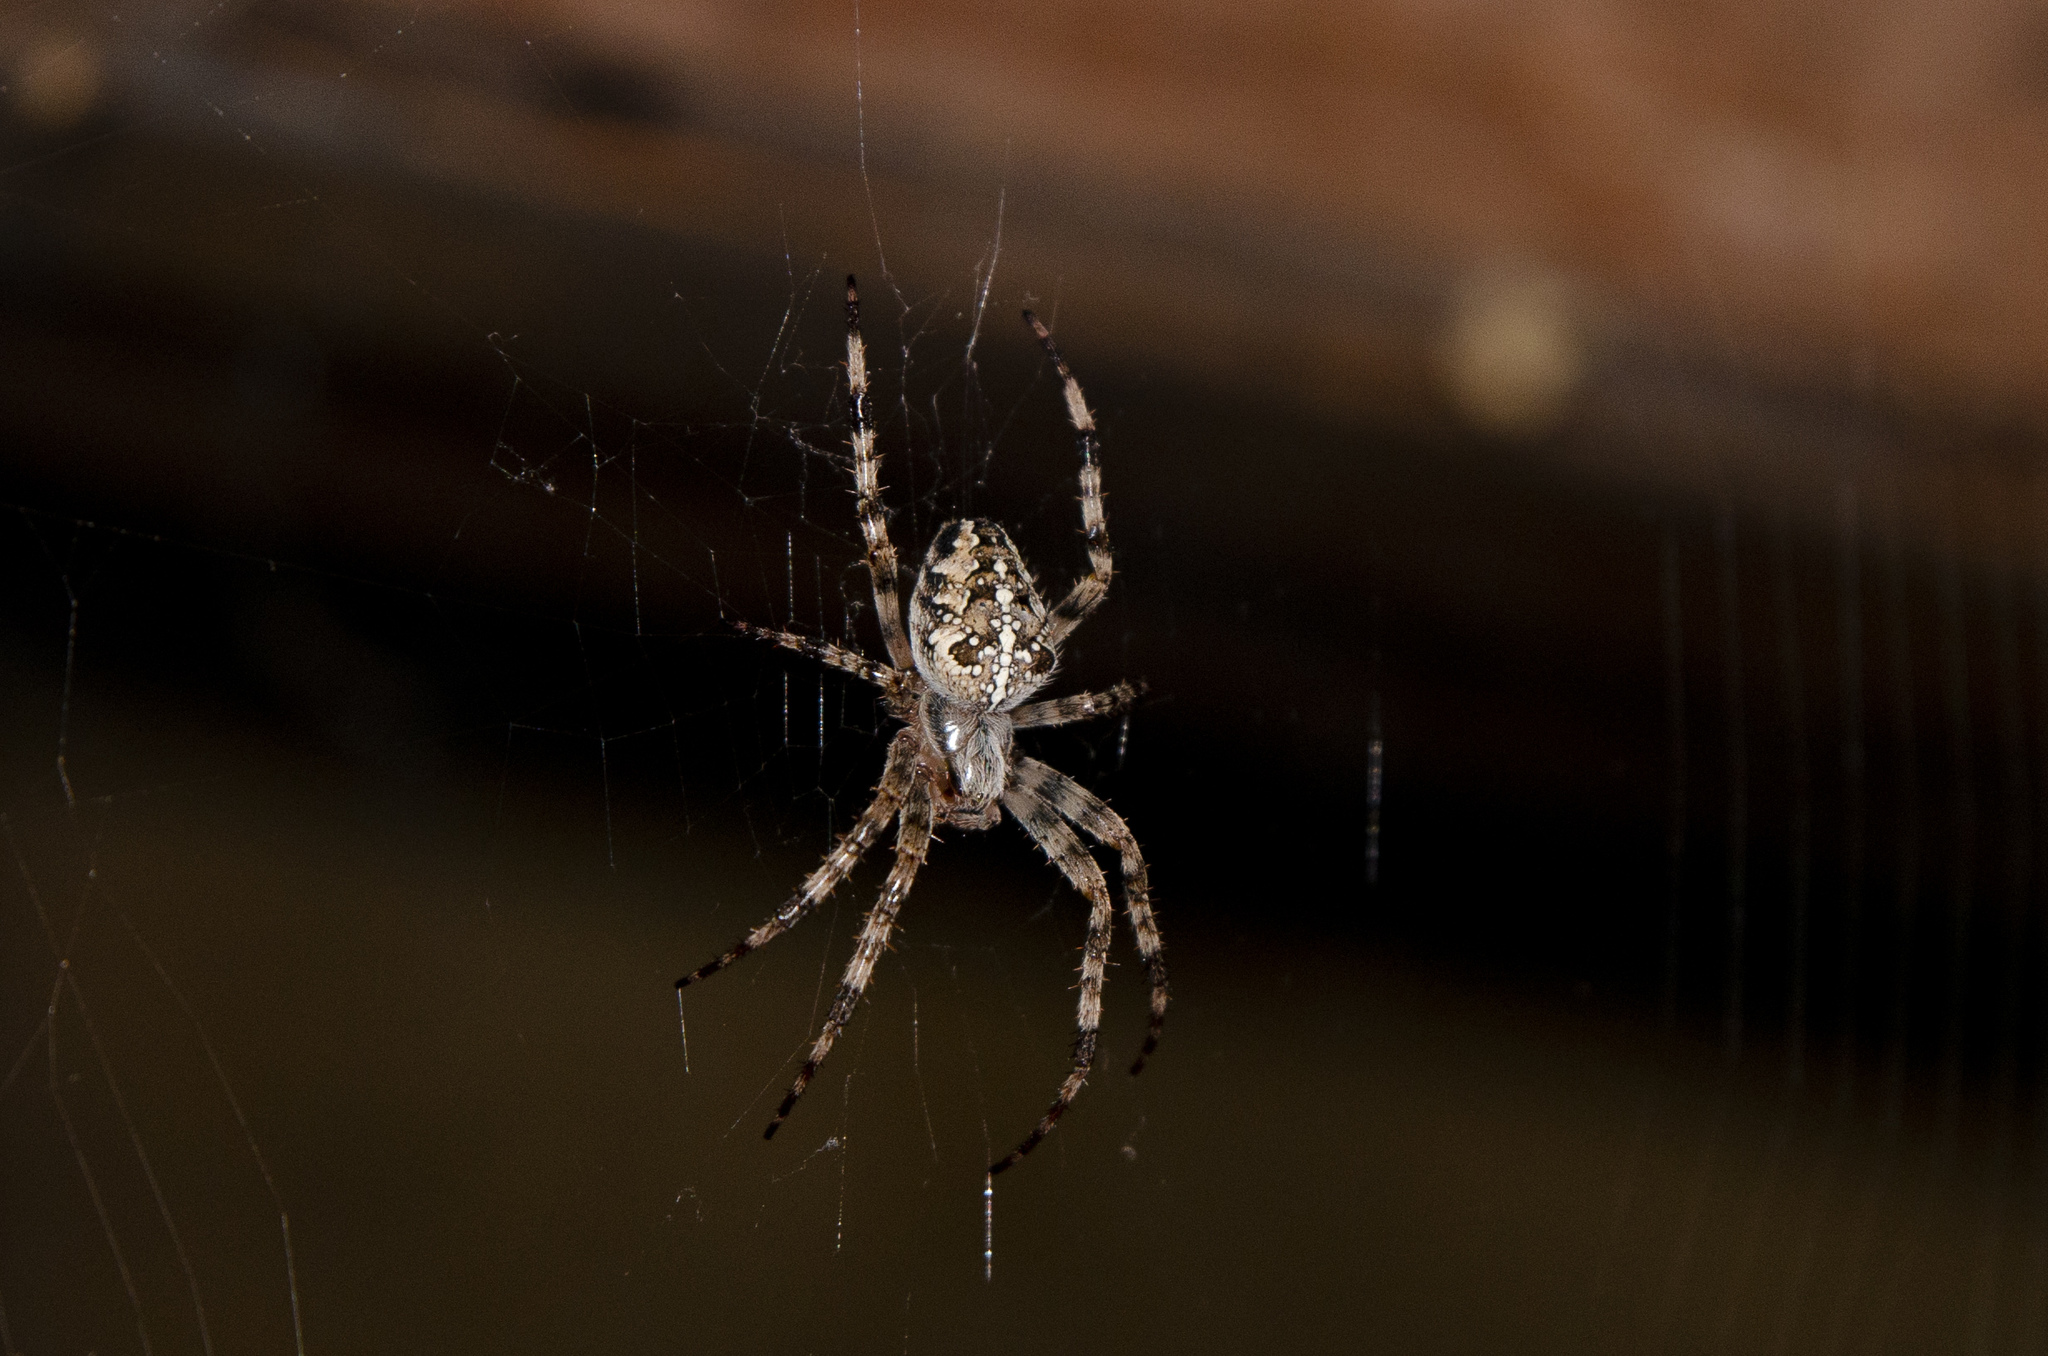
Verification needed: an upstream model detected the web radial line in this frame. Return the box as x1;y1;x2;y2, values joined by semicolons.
121;914;307;1356
48;974;154;1356
62;965;216;1356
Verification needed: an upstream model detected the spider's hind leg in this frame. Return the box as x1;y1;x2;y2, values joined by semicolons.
1013;757;1167;1074
765;778;936;1138
675;727;919;990
990;780;1117;1174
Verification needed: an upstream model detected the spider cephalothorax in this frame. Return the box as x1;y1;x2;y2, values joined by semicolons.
677;277;1164;1176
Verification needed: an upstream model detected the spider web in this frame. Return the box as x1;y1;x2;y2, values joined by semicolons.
0;8;1170;1349
7;2;2048;1354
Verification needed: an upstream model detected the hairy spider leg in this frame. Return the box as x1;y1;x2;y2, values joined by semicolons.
1023;311;1113;649
732;620;914;706
989;782;1117;1174
1009;680;1145;730
1014;757;1168;1074
765;777;936;1137
675;726;921;989
847;276;916;670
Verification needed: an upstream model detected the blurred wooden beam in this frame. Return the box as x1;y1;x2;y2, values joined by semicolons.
8;0;2048;563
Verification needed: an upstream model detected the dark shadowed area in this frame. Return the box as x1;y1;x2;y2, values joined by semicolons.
7;1;2048;1352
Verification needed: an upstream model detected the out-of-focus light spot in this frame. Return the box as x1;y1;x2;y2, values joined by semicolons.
15;39;104;129
1437;270;1583;436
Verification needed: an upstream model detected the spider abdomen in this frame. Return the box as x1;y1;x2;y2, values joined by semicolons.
909;519;1057;711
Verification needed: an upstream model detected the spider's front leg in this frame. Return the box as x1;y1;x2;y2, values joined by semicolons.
1023;311;1114;649
847;276;916;671
732;620;915;713
1009;680;1145;730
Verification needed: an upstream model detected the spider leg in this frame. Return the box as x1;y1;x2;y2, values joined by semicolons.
764;776;935;1138
1023;311;1112;649
847;276;916;671
675;727;919;990
989;780;1116;1174
1009;680;1145;730
1012;758;1167;1074
734;620;914;704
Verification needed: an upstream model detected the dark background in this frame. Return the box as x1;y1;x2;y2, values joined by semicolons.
6;0;2048;1351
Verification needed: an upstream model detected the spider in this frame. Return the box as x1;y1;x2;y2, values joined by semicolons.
676;276;1166;1176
